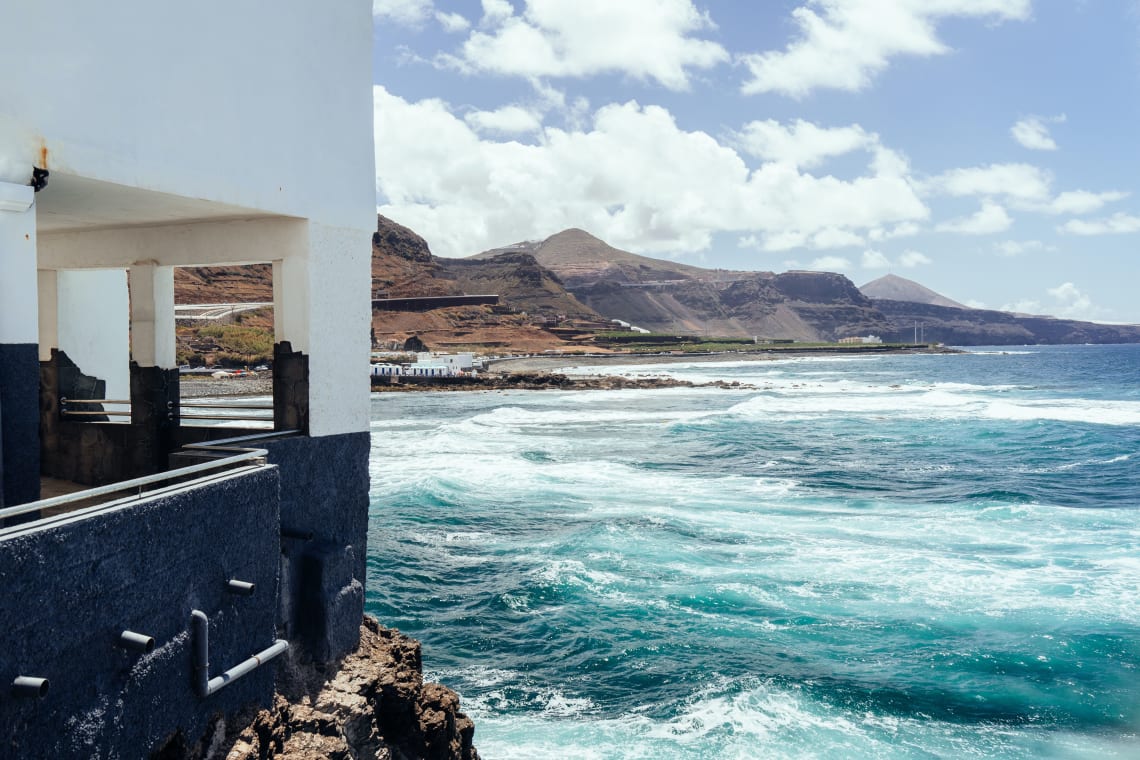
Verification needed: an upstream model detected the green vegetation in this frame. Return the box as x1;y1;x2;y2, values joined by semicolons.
189;324;274;365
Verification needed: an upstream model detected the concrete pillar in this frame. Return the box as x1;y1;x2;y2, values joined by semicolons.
36;270;57;362
58;270;130;400
0;181;41;506
129;264;176;369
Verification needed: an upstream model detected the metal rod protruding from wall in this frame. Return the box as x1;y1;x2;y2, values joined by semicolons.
226;579;256;596
190;609;288;697
118;631;156;653
11;677;49;698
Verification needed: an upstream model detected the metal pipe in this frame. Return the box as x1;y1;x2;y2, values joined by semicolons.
11;676;48;698
190;610;210;698
180;403;274;410
0;449;268;522
179;414;273;421
118;630;155;653
190;609;288;697
206;640;289;695
61;410;133;417
58;399;131;405
225;579;256;596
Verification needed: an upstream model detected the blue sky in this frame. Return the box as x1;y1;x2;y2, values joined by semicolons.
372;1;1140;323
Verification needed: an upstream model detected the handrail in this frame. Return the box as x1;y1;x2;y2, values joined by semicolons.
60;398;131;405
0;430;299;523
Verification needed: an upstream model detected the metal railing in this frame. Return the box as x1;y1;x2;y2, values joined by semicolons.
0;430;297;526
59;398;275;424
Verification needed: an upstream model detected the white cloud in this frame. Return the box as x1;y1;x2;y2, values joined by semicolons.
1046;282;1095;319
374;0;434;25
810;255;853;271
862;250;891;269
435;11;471;33
1011;115;1064;151
1059;212;1140;235
373;87;930;258
464;105;543;134
1003;282;1100;320
1045;190;1128;215
937;202;1012;235
995;239;1047;256
927;163;1051;202
740;0;1032;98
736;120;874;168
446;0;729;90
898;250;931;268
868;221;921;241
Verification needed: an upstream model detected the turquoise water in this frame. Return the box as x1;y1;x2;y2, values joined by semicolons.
366;345;1140;758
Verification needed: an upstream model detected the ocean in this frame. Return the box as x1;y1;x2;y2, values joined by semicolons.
365;344;1140;759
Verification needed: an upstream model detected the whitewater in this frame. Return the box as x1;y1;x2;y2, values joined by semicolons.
366;344;1140;759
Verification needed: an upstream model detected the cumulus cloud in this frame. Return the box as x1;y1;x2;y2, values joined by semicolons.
1045;190;1128;215
1059;212;1140;235
373;0;434;25
735;120;874;169
442;0;729;90
937;202;1013;235
862;250;891;269
1004;282;1100;320
464;105;543;134
373;88;931;258
1011;115;1063;151
810;255;853;271
898;250;931;268
436;11;470;33
995;240;1047;256
926;163;1051;202
740;0;1032;97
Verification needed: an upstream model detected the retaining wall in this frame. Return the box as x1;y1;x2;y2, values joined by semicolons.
0;465;281;758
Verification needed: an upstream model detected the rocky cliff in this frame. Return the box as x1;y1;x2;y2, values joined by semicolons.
158;617;480;760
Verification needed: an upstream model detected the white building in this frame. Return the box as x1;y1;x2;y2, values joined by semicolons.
0;3;378;755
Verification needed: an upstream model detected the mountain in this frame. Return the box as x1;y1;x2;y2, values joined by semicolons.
173;218;1140;350
871;299;1140;345
860;274;967;309
476;230;886;341
476;228;713;287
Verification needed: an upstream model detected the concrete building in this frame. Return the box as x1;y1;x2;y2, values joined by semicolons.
0;2;375;755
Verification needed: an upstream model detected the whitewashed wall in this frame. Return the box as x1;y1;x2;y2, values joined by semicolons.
0;0;376;437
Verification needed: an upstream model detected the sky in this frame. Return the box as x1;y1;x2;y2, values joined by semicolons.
372;0;1140;323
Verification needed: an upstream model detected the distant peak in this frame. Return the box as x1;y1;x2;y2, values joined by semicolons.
860;274;967;310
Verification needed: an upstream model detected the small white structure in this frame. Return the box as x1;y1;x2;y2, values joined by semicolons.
838;335;884;345
416;352;474;371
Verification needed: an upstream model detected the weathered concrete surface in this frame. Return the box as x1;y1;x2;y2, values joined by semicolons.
263;432;370;664
0;466;281;758
220;617;479;760
0;343;40;507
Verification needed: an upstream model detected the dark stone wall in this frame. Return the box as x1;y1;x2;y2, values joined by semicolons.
0;344;40;507
40;353;181;486
262;432;370;663
0;466;282;758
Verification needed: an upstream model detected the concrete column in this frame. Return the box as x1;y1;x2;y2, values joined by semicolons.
129;263;176;369
304;222;370;438
36;270;58;362
0;181;41;506
58;270;130;400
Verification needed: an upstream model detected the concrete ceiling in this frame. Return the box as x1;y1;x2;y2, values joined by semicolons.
35;174;272;232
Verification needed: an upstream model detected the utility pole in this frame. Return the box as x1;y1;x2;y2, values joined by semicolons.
913;321;917;345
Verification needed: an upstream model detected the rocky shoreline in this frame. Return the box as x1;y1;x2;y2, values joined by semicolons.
373;372;754;393
162;617;479;760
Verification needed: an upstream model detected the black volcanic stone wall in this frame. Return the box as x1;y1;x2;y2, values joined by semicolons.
0;466;281;758
0;344;40;508
263;431;370;663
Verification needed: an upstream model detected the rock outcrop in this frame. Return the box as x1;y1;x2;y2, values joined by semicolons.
217;617;479;760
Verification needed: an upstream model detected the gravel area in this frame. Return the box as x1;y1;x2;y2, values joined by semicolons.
179;376;273;398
